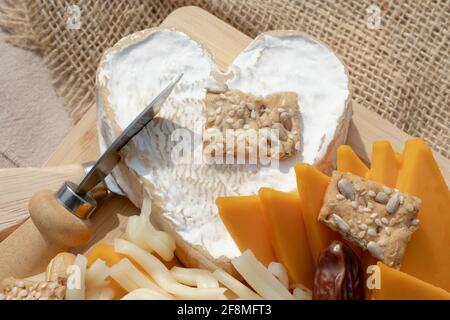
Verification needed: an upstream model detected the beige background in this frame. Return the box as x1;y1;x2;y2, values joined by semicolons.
0;29;72;168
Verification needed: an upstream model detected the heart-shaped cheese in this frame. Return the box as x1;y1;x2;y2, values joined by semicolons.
96;28;351;272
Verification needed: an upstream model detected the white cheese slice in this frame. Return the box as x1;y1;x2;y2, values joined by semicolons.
96;28;351;273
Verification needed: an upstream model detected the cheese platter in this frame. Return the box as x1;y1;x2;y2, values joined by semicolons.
0;6;448;300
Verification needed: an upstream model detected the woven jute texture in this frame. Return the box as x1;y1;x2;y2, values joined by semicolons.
0;0;449;158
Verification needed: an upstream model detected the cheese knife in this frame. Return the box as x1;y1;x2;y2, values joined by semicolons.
0;74;183;279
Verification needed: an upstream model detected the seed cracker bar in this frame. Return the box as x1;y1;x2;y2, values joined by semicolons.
318;171;421;269
204;89;301;160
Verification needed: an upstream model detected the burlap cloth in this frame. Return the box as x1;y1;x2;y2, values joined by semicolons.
0;0;448;158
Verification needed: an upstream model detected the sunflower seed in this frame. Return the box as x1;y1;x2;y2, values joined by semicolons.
367;228;377;237
332;214;350;232
272;123;288;141
386;195;400;214
215;115;223;126
375;192;389;204
411;218;420;225
207;117;215;125
368;190;376;197
337;178;355;200
368;241;384;260
280;112;292;130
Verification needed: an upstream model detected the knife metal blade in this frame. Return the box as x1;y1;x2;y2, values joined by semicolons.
76;73;183;195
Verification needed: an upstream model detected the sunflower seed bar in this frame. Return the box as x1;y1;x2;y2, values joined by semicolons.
204;89;301;160
0;277;65;300
318;171;421;269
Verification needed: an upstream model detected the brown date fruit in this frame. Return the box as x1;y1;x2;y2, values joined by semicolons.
313;240;364;300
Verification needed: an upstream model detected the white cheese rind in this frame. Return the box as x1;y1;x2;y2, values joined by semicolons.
97;29;351;265
227;32;350;194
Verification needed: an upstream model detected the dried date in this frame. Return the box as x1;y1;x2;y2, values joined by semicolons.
313;240;365;300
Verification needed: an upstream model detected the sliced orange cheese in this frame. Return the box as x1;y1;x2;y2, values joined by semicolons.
367;141;400;187
87;243;126;268
337;145;370;177
87;242;178;270
87;243;180;299
372;262;450;300
216;195;276;266
86;243;129;300
395;138;450;291
295;163;338;264
258;188;315;289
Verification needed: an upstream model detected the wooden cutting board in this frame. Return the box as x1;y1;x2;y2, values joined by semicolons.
22;6;450;255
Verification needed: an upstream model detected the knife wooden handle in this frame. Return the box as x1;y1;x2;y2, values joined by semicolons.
0;189;92;280
0;164;86;240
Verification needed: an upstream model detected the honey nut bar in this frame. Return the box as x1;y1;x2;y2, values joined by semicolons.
0;277;65;300
318;171;421;269
204;88;301;160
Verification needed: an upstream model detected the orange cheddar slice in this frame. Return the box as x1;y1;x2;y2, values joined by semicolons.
258;188;315;289
295;163;338;264
86;243;132;300
216;195;276;266
87;243;126;267
87;242;177;272
396;138;450;291
372;262;450;300
367;141;400;187
337;145;370;177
